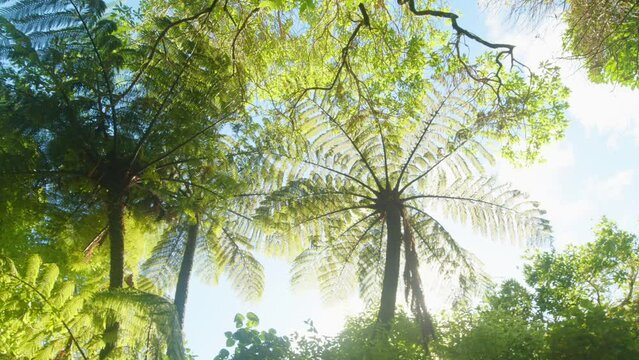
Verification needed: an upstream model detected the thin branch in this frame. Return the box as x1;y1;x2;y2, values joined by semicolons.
290;3;370;115
83;225;108;257
159;178;222;198
231;8;260;72
400;0;514;51
403;194;518;213
269;151;378;194
334;211;379;243
129;56;194;171
399;0;518;100
399;138;470;194
138;113;233;174
334;214;379;278
297;204;373;225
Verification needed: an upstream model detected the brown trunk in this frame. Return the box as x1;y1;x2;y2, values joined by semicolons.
378;204;402;325
107;192;126;289
174;217;199;328
100;190;126;359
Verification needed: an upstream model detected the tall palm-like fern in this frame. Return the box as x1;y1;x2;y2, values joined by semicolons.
0;1;242;357
142;142;268;328
0;0;241;287
258;73;552;351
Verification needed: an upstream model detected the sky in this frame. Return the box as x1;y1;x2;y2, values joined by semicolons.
180;2;639;358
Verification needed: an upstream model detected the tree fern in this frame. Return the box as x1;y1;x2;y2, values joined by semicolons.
0;2;245;356
258;72;553;351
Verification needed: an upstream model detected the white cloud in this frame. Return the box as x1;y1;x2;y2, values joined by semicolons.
482;8;639;145
565;73;639;145
586;170;634;200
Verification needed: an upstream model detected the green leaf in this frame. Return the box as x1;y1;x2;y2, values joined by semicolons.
246;312;259;328
234;313;245;328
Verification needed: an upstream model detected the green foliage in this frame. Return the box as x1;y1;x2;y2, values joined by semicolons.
435;281;545;360
325;310;427;360
0;0;575;357
564;0;639;88
525;217;639;315
436;218;639;359
0;254;188;359
0;255;92;359
215;310;426;360
214;312;293;360
257;67;553;348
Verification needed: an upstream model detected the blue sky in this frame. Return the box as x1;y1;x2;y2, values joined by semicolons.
170;1;639;357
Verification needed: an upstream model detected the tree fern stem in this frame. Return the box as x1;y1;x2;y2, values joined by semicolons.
107;192;126;289
378;204;402;325
174;216;199;327
100;191;125;359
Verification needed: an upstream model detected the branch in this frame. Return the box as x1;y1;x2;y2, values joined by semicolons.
403;194;518;213
137;112;233;174
394;87;455;191
159;178;223;198
399;0;518;101
83;225;108;257
399;137;471;194
128;50;195;170
268;151;378;194
400;0;513;51
231;8;260;72
334;214;379;278
290;3;370;118
297;204;373;225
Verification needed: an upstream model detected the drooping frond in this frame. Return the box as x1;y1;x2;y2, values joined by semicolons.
290;211;381;303
257;173;375;256
92;289;185;359
208;219;265;301
141;224;189;292
402;211;435;350
403;207;489;296
405;177;551;246
356;222;386;304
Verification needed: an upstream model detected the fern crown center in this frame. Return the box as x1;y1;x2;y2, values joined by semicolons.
374;187;402;212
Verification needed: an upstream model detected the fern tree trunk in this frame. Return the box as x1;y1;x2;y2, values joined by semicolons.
100;189;126;359
107;191;126;289
378;204;402;325
174;217;199;328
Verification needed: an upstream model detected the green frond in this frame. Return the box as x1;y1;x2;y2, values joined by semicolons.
0;255;92;359
404;209;490;297
211;224;265;301
92;289;185;359
262;67;551;312
0;0;106;48
408;177;551;246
